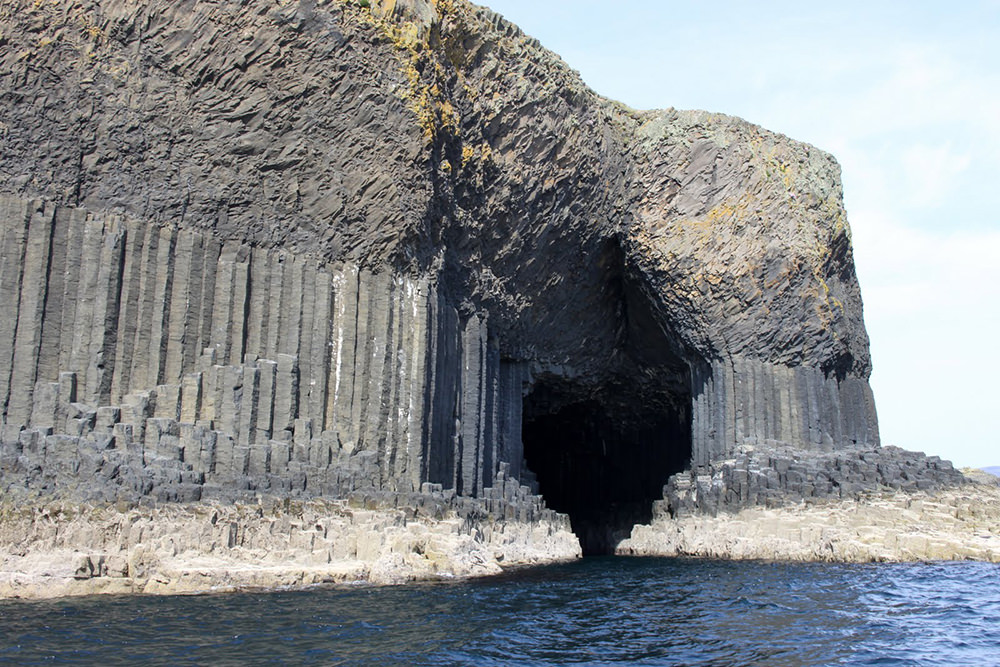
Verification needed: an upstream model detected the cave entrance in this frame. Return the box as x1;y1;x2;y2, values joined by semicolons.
521;379;691;556
516;239;694;555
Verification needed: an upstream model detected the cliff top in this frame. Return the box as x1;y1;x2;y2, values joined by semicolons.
0;0;870;375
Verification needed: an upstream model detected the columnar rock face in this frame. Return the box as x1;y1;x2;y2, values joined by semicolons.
0;0;887;552
0;196;532;502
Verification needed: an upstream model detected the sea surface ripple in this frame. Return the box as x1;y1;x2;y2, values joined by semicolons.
1;558;999;665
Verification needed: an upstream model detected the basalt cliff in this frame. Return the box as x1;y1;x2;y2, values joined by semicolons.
0;0;982;594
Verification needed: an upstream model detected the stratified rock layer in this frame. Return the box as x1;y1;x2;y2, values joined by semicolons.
0;0;890;560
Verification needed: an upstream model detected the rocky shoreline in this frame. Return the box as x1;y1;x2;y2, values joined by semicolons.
619;472;1000;563
0;496;580;600
0;0;992;603
4;472;999;600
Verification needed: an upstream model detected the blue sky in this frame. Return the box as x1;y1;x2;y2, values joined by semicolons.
482;0;1000;468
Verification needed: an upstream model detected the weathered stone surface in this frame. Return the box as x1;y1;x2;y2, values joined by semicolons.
0;0;872;394
619;479;1000;563
0;0;945;565
658;444;968;519
0;494;580;599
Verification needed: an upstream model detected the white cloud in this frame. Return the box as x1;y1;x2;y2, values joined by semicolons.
852;211;1000;467
898;143;972;210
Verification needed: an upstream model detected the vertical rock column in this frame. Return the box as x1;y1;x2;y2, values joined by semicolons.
0;198;31;429
81;216;127;405
690;359;735;466
693;354;880;460
398;277;432;492
356;270;392;463
304;268;333;432
379;275;408;491
108;220;146;404
421;289;461;489
34;207;73;387
496;361;531;482
0;196;542;502
163;230;204;385
457;314;487;497
5;202;55;427
328;265;360;450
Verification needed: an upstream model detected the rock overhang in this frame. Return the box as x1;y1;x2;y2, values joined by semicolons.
0;0;882;550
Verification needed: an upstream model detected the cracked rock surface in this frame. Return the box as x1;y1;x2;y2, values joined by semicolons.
0;0;869;378
0;0;910;575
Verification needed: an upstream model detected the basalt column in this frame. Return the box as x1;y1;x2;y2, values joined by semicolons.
0;198;548;504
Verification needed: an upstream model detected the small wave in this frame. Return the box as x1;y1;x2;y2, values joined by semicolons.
2;559;999;666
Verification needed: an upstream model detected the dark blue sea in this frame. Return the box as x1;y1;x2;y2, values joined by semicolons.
2;557;999;666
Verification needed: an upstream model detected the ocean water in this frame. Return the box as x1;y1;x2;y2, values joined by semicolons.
1;558;999;666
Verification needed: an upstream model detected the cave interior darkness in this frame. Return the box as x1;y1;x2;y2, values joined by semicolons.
521;378;691;556
519;262;694;556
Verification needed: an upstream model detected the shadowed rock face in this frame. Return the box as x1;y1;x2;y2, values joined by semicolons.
0;0;881;552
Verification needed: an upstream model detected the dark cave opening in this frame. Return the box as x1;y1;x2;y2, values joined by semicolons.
522;381;691;556
517;239;695;555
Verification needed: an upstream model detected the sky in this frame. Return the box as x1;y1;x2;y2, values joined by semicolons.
482;0;1000;468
